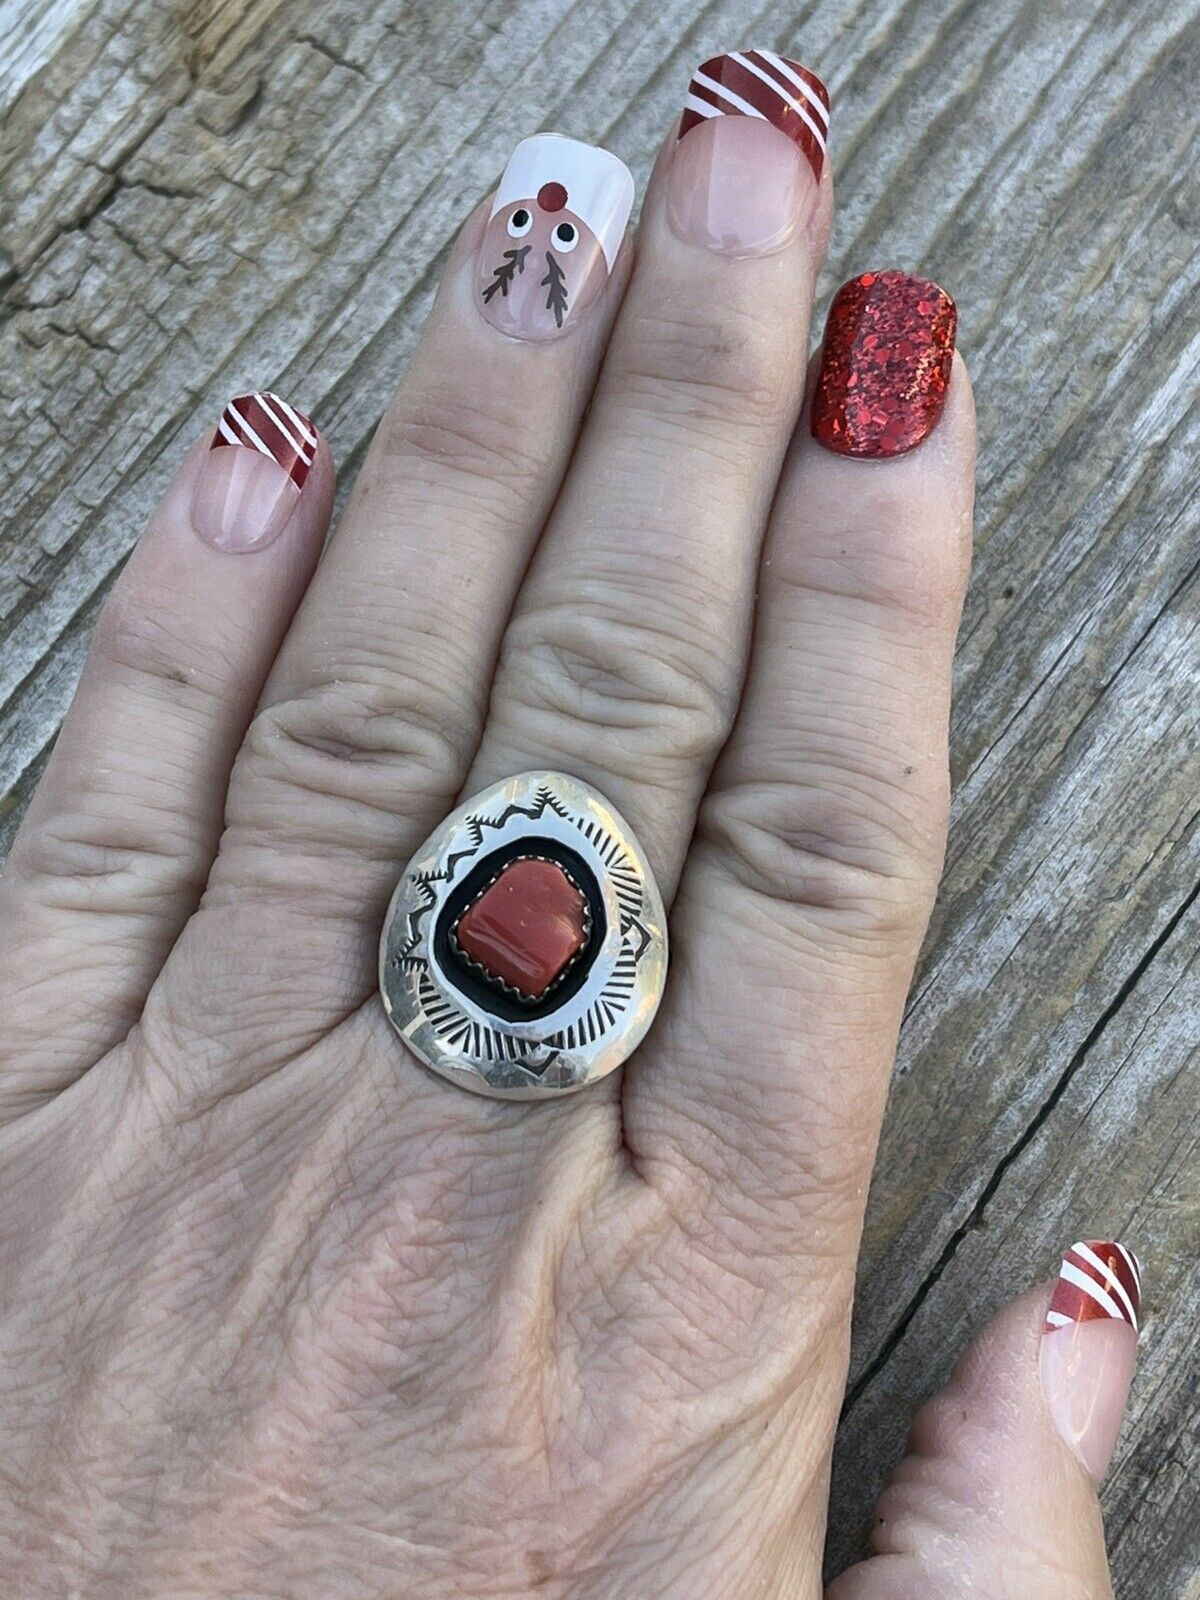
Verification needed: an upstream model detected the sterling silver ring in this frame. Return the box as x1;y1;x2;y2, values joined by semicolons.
379;772;668;1100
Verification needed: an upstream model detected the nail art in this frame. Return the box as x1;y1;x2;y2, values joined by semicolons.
678;51;830;183
211;391;317;489
1039;1241;1142;1480
477;134;634;342
811;271;957;459
1044;1241;1142;1334
193;391;316;552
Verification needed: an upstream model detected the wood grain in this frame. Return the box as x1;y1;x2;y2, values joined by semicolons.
2;0;1197;1590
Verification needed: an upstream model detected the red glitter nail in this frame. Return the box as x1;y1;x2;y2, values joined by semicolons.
811;270;957;459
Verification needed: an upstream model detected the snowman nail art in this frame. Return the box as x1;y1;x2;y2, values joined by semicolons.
478;134;635;341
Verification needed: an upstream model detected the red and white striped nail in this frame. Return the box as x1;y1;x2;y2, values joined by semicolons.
669;50;830;257
193;392;317;552
1040;1241;1142;1480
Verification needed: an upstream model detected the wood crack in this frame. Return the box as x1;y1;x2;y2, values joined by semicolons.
294;32;368;76
0;93;188;312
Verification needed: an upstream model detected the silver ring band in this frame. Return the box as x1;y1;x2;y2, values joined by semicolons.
379;772;668;1099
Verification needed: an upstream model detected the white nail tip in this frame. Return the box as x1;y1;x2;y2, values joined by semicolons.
492;133;635;269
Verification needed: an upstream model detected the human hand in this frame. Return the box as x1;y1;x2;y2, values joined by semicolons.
0;57;1137;1597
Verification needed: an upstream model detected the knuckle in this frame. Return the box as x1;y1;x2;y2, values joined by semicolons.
501;601;737;773
236;674;476;823
869;1418;1090;1597
91;588;237;706
771;520;970;633
702;769;948;945
15;802;207;915
612;304;790;431
380;385;547;501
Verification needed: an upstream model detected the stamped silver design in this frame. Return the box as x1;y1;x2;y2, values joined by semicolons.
379;772;668;1099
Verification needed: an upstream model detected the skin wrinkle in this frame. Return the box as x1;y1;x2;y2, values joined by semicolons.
606;300;809;431
697;810;941;944
239;688;475;801
504;639;735;776
507;561;751;700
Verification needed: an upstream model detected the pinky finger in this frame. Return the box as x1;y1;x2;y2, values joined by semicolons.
0;395;333;1119
827;1240;1142;1600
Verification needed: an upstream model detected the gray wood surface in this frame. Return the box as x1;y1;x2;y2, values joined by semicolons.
2;0;1197;1591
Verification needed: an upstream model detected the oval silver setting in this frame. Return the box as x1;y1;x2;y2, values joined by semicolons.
379;772;668;1099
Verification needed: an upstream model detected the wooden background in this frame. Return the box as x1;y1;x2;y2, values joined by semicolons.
2;0;1196;1590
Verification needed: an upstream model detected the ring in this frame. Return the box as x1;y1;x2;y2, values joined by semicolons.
379;772;668;1099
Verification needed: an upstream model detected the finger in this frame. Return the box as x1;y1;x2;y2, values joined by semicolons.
628;278;973;1246
0;404;333;1118
155;139;634;1082
468;51;833;901
827;1242;1142;1599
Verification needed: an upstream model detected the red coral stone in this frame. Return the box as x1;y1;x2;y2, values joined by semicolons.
454;858;588;999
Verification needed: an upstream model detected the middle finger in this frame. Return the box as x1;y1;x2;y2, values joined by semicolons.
467;51;833;897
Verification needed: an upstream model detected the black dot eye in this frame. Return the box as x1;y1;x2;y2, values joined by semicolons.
551;221;578;252
507;207;533;238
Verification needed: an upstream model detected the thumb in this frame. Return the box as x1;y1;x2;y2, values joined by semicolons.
828;1241;1142;1600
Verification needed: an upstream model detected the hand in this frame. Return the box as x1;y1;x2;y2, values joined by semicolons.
0;68;1136;1599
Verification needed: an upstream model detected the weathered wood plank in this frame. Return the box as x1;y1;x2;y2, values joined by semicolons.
2;0;1197;1589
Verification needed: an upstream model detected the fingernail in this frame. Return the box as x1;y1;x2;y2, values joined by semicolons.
193;392;317;552
477;133;634;342
1039;1241;1142;1480
811;270;957;458
670;50;829;258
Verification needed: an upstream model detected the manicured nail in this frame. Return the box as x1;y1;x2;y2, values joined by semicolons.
680;51;830;179
193;393;316;552
477;133;634;342
811;271;957;458
669;49;830;257
1040;1241;1142;1481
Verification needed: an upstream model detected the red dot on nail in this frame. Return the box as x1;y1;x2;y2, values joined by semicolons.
537;182;568;213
